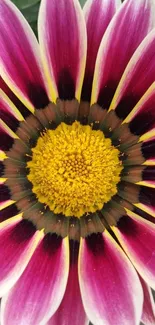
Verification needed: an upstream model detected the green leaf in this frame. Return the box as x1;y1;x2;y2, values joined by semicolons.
79;0;87;6
11;0;87;36
11;0;40;36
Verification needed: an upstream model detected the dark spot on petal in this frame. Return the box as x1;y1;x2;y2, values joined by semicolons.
70;239;79;265
129;110;155;136
142;139;155;160
139;187;155;208
0;203;19;223
142;166;155;181
81;72;93;102
86;233;104;256
43;233;62;254
0;111;19;132
0;131;14;151
28;84;49;109
116;96;137;120
11;219;36;243
117;215;137;236
97;81;117;109
0;184;11;202
58;69;75;100
0;162;4;177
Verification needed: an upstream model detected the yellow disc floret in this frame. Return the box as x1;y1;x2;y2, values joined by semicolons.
27;121;122;217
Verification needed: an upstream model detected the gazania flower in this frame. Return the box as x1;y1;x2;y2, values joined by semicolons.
0;0;155;324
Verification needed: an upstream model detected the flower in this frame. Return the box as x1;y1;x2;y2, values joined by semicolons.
0;0;155;324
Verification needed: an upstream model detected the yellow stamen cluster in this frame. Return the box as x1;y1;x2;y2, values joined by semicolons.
27;121;122;217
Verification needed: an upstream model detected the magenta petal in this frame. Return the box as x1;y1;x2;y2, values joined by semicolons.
79;231;143;325
38;0;87;102
111;29;155;119
47;241;88;325
113;211;155;289
2;234;69;325
91;0;155;109
0;0;48;111
140;277;155;325
0;216;41;296
81;0;120;102
124;84;155;136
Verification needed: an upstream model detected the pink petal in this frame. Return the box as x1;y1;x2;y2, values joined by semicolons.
0;216;42;296
47;241;88;325
140;277;155;325
91;0;155;109
111;29;155;119
38;0;87;102
0;0;48;112
113;210;155;289
81;0;121;102
2;234;69;325
79;231;143;325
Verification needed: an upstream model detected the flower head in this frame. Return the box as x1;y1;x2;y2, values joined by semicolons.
0;0;155;324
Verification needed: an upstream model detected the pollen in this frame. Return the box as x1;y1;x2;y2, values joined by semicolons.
27;121;123;217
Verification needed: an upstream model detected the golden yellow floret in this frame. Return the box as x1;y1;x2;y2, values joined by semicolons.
27;121;122;217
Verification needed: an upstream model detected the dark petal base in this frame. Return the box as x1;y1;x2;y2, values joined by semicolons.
1;100;155;240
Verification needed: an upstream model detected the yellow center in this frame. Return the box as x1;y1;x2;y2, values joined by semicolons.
27;121;122;217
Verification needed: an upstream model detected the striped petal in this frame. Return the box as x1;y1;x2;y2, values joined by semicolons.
47;241;88;325
0;216;42;296
1;234;69;325
91;0;155;108
0;119;18;151
118;183;155;217
113;210;155;289
140;277;155;325
0;77;31;119
123;83;155;136
110;29;155;119
138;187;155;217
142;138;155;165
0;0;49;112
79;231;143;325
0;202;18;223
0;199;14;212
81;0;120;102
0;89;24;132
38;0;87;102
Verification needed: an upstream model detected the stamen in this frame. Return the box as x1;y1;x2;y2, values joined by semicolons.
27;121;122;217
